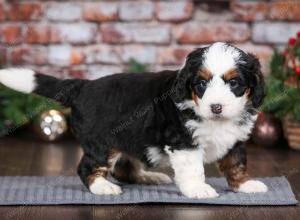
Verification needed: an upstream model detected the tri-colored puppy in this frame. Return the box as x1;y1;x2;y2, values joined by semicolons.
0;42;267;198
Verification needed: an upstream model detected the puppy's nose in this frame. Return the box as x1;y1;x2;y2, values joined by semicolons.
210;104;222;114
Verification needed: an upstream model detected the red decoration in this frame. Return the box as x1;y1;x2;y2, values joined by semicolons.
289;37;297;46
282;50;289;57
289;75;296;81
252;112;283;148
297;31;300;38
258;111;265;117
295;66;300;75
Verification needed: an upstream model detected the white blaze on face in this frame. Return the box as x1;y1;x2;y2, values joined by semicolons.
196;42;248;120
203;42;240;77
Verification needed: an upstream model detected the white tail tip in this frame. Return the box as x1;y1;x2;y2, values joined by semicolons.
0;68;36;93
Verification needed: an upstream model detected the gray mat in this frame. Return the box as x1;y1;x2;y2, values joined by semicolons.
0;176;297;206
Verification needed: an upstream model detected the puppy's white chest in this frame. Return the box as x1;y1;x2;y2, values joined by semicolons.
185;119;254;164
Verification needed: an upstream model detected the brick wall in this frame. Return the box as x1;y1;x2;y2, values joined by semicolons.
0;0;300;79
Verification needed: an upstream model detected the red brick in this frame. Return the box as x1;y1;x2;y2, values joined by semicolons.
10;46;47;65
6;3;42;21
54;24;97;44
101;23;170;44
25;25;60;44
0;4;5;21
71;50;85;65
231;1;269;21
68;67;89;79
0;46;7;64
158;47;193;65
119;1;154;21
84;45;121;64
174;22;250;44
252;23;300;43
48;45;70;67
26;24;96;45
87;65;122;80
118;45;157;64
46;2;81;21
83;2;118;22
101;24;128;44
156;1;194;22
270;1;300;21
0;25;22;44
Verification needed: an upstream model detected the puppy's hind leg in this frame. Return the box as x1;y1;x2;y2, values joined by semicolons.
78;154;122;195
108;150;172;185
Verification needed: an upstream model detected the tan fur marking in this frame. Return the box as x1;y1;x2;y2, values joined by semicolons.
223;68;238;81
87;167;108;186
245;88;251;98
108;149;122;170
191;91;199;106
199;68;212;80
218;154;250;190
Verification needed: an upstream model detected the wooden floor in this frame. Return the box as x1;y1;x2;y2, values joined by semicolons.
0;133;299;220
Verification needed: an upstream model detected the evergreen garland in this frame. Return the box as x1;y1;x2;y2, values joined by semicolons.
261;32;300;121
0;85;62;136
127;59;149;73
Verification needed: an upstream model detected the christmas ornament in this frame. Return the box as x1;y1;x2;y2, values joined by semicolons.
34;110;68;141
289;37;297;46
294;66;300;75
297;31;300;38
252;112;283;148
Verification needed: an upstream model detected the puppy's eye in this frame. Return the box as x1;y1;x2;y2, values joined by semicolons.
198;80;207;88
194;80;207;93
228;79;239;88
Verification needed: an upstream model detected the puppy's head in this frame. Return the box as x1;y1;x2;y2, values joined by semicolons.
174;42;264;120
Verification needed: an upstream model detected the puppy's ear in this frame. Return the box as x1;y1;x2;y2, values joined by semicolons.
172;48;206;103
172;59;192;102
247;53;265;108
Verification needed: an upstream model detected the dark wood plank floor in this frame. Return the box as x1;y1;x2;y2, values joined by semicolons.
0;133;299;220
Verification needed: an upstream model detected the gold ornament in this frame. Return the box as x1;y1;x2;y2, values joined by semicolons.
34;110;68;141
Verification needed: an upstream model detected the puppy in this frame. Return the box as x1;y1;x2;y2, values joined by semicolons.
0;42;267;198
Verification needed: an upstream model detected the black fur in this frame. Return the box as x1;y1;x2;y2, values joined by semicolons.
237;52;265;108
35;71;194;188
31;45;264;189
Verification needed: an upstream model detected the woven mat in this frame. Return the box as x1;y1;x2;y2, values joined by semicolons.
0;176;297;206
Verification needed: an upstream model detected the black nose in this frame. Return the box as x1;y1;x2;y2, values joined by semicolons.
210;104;222;114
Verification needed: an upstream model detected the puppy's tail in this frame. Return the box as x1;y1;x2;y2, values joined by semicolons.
0;68;85;107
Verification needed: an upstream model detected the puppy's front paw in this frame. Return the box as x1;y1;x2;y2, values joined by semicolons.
89;177;122;195
180;183;219;199
237;180;268;193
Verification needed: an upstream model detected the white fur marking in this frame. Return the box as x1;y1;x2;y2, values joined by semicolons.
237;180;268;193
89;177;122;195
108;152;122;172
146;147;163;166
146;147;170;168
166;147;218;199
185;117;255;163
0;68;36;93
177;96;256;164
203;42;240;76
137;170;172;184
